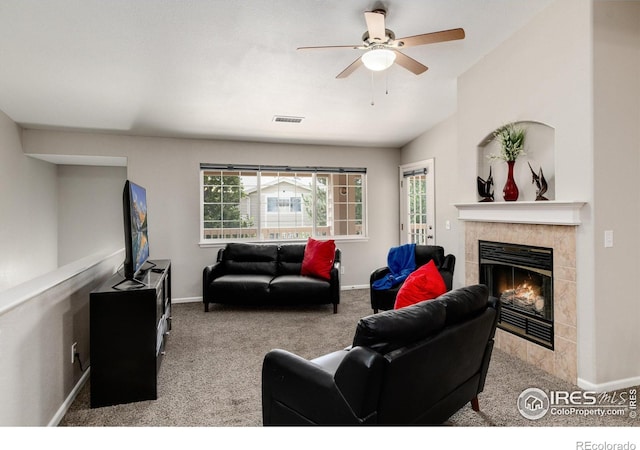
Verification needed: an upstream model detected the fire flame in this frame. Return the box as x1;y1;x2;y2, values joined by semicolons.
514;282;539;300
500;282;545;313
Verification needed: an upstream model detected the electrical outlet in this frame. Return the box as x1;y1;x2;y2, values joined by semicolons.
71;342;77;364
341;266;345;275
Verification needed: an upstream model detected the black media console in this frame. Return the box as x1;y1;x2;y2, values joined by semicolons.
90;259;171;408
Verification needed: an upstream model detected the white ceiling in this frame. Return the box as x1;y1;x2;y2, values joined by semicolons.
0;0;555;148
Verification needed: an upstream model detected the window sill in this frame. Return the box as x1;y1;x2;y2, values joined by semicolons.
198;236;369;248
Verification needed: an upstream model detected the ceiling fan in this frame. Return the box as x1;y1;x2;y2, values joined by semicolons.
297;8;465;78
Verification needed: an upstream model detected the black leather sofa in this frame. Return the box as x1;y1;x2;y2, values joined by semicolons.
203;242;341;313
370;245;456;313
262;284;499;425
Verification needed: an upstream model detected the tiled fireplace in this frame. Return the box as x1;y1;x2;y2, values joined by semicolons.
464;220;578;384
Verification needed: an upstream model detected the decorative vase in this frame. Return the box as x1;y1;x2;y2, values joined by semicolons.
503;160;519;201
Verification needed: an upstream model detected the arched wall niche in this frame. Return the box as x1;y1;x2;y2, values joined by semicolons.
477;120;555;202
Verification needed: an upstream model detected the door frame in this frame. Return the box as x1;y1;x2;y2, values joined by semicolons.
399;159;435;245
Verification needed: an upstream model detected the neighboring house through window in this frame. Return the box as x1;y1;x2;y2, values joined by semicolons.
200;164;366;242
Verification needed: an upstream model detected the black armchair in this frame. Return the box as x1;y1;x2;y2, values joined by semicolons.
370;245;455;313
262;285;499;425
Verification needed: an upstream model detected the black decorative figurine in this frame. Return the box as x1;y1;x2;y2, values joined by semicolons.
528;162;548;201
477;166;494;202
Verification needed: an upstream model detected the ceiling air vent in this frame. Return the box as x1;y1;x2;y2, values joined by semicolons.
272;115;304;123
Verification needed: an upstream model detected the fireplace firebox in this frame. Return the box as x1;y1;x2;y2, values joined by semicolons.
479;240;554;349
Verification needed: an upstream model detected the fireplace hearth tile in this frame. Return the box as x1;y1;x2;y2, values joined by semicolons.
554;230;577;267
554;336;578;383
465;220;578;384
524;225;553;248
465;227;479;261
554;279;577;327
527;341;555;375
555;266;576;283
555;322;577;343
494;328;503;348
498;329;527;360
465;261;479;286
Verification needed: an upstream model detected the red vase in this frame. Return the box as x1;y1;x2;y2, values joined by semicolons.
503;160;519;202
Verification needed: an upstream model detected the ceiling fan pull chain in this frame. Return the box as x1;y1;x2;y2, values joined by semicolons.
370;71;375;106
385;72;389;95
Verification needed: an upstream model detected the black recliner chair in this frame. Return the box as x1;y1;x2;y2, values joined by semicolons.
370;245;456;313
261;284;499;425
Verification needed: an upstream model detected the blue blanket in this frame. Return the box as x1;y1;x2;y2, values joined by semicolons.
371;243;416;290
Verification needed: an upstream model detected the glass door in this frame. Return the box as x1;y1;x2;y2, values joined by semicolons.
399;159;435;245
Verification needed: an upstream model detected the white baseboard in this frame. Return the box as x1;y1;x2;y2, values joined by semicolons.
173;296;202;304
49;367;91;426
577;375;640;393
173;286;369;305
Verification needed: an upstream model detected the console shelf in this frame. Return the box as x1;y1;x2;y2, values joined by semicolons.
90;259;171;408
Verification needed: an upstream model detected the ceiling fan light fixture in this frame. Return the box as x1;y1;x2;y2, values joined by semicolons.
361;47;396;71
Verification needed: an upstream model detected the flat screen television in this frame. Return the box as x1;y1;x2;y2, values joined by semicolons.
122;180;150;280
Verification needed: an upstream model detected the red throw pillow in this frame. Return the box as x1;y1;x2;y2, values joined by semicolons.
301;238;336;280
394;260;447;309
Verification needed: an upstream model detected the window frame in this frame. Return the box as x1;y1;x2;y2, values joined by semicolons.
199;164;368;245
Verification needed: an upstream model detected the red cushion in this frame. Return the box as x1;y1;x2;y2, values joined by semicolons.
301;238;336;280
394;260;447;309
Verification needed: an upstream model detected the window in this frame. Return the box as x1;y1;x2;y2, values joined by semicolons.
266;197;302;213
200;164;366;242
290;197;301;212
202;170;258;240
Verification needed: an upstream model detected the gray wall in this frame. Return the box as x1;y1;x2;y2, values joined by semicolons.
401;114;461;287
0;111;58;292
0;250;123;426
0;110;127;425
401;0;640;390
457;0;595;385
4;0;636;422
593;0;640;387
23;130;401;299
57;165;127;266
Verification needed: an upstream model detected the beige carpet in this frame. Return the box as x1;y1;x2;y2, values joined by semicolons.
60;289;637;427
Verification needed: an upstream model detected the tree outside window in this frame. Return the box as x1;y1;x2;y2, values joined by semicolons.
201;167;365;241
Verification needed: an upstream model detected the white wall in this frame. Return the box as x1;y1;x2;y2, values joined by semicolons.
400;114;463;288
457;0;595;384
447;0;639;390
0;111;58;292
456;0;593;205
592;0;640;388
23;130;401;299
57;165;127;266
399;0;640;392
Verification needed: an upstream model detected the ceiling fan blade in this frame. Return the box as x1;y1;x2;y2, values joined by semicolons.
392;50;428;75
336;57;363;79
364;10;387;43
396;28;465;48
297;44;362;50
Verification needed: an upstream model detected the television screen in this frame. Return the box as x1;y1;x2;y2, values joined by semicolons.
123;180;149;280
